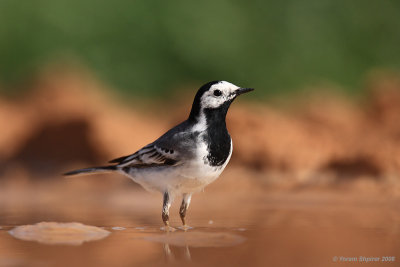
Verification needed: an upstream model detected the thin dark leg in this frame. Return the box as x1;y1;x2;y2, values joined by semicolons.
179;193;192;227
161;191;176;231
162;191;171;226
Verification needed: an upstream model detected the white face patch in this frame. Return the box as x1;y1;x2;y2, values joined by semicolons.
200;81;240;109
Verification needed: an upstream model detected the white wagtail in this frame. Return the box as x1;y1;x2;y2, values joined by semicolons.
65;81;254;230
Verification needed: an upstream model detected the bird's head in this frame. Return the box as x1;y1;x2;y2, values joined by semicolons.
188;81;254;124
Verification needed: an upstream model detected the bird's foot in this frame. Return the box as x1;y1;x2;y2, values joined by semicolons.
160;226;176;232
178;225;193;231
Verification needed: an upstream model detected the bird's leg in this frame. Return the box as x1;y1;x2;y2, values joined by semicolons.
179;193;192;230
161;191;175;231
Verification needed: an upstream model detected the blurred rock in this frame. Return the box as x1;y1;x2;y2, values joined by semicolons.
9;222;110;245
3;119;107;176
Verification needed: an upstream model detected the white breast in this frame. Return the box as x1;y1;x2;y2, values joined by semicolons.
123;139;233;195
177;137;233;190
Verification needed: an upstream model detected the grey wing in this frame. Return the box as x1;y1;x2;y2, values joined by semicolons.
109;143;181;167
109;120;197;168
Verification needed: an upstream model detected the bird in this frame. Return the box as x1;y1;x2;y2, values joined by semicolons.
64;81;254;231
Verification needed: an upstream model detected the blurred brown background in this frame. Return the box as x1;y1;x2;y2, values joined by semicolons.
1;69;400;194
0;1;400;266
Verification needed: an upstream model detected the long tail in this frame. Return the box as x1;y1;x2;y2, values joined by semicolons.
63;165;118;176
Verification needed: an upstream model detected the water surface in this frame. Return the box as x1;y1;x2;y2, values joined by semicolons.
0;181;399;267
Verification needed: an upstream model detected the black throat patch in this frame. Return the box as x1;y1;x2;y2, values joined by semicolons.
202;102;232;167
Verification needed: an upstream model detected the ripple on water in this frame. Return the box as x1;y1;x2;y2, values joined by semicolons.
141;232;246;247
9;222;110;245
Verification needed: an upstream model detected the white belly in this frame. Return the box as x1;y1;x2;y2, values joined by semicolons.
122;141;233;195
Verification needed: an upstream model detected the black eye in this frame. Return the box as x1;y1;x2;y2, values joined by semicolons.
213;90;222;96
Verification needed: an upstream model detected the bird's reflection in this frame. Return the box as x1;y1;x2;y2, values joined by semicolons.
163;243;192;261
162;230;192;261
151;230;245;262
184;245;191;260
163;243;174;261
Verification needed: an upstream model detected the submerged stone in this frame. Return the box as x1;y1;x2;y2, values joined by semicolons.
9;222;110;245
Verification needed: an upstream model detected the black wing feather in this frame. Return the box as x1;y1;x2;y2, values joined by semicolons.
109;155;130;164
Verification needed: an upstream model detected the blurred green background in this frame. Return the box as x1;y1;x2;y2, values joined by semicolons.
0;0;399;98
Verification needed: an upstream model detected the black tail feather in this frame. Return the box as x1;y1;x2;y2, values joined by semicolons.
109;155;129;164
63;165;117;176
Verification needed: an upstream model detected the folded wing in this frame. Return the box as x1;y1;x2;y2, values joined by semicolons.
109;144;180;168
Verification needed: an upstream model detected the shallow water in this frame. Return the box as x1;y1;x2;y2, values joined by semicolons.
0;182;399;267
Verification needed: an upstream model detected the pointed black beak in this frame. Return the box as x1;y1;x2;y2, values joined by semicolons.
235;87;254;96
